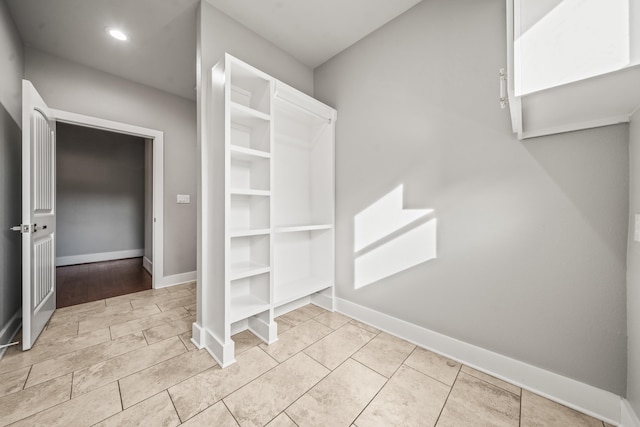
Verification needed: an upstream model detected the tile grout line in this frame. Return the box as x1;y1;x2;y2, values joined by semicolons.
221;399;242;426
117;380;124;411
348;357;391;425
22;364;34;391
433;362;462;426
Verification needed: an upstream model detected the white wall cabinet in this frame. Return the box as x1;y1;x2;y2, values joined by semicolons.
506;0;640;139
195;54;336;367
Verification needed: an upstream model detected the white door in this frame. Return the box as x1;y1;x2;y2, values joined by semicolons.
21;80;56;350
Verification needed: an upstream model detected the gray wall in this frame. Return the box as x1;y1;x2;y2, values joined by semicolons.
628;108;640;415
24;47;196;277
56;123;145;260
0;0;23;348
199;1;313;96
314;0;629;395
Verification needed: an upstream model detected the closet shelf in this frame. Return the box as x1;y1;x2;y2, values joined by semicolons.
230;102;270;127
230;262;270;281
230;295;270;323
229;189;270;197
274;224;332;233
229;228;270;238
230;145;270;160
274;277;333;307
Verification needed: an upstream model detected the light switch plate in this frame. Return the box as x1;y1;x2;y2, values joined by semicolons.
177;194;190;204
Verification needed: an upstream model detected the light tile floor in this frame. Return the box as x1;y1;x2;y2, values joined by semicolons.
0;284;615;426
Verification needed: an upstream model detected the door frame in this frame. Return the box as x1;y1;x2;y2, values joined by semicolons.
50;109;164;288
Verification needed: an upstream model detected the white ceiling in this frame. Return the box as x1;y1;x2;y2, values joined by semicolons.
6;0;422;101
205;0;423;68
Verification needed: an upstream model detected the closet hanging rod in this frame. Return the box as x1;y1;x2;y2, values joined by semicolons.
274;91;332;124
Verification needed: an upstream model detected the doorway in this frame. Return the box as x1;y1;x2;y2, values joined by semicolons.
55;122;150;307
51;109;165;301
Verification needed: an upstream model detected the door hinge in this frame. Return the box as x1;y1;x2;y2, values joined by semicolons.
10;224;30;233
499;68;508;109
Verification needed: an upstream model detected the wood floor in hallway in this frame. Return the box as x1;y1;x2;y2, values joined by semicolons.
56;257;152;308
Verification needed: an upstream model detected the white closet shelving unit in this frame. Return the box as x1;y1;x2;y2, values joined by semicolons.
195;54;336;368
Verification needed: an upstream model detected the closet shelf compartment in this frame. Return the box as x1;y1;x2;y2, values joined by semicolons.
230;102;270;127
274;277;333;307
230;145;271;161
229;189;270;197
229;262;270;281
274;224;332;233
230;295;270;323
229;228;270;238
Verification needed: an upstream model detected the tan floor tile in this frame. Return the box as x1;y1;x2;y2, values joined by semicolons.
461;365;521;396
180;401;239;426
47;301;134;329
286;358;386;427
0;373;71;425
119;349;216;408
233;330;263;355
259;319;333;362
72;336;186;397
78;304;161;334
436;372;520;427
520;390;604;427
95;391;180;427
11;382;121;427
143;314;196;344
130;289;194;309
40;320;79;340
0;366;29;397
224;352;330;426
355;364;450;427
0;328;110;375
266;413;297;427
351;332;415;378
276;318;295;334
304;323;376;369
26;332;147;388
313;311;352;329
165;281;196;293
169;346;277;422
156;295;197;311
51;300;105;318
105;288;169;306
185;303;197;315
349;319;381;334
109;306;189;339
277;304;327;326
404;347;461;386
179;331;197;351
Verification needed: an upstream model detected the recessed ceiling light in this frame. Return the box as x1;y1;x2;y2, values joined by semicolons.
106;27;128;41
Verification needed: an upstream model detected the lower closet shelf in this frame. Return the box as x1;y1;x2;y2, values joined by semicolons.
230;294;270;323
274;277;332;307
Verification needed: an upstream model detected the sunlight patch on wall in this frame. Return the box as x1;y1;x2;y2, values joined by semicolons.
515;0;630;96
354;185;436;289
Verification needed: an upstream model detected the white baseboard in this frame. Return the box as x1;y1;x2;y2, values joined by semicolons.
623;399;640;427
142;256;152;274
0;310;22;360
192;322;235;368
156;271;196;289
56;249;144;266
336;297;622;426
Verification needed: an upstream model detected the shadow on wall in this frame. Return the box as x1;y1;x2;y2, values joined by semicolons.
522;124;629;265
354;185;437;289
0;102;22;333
